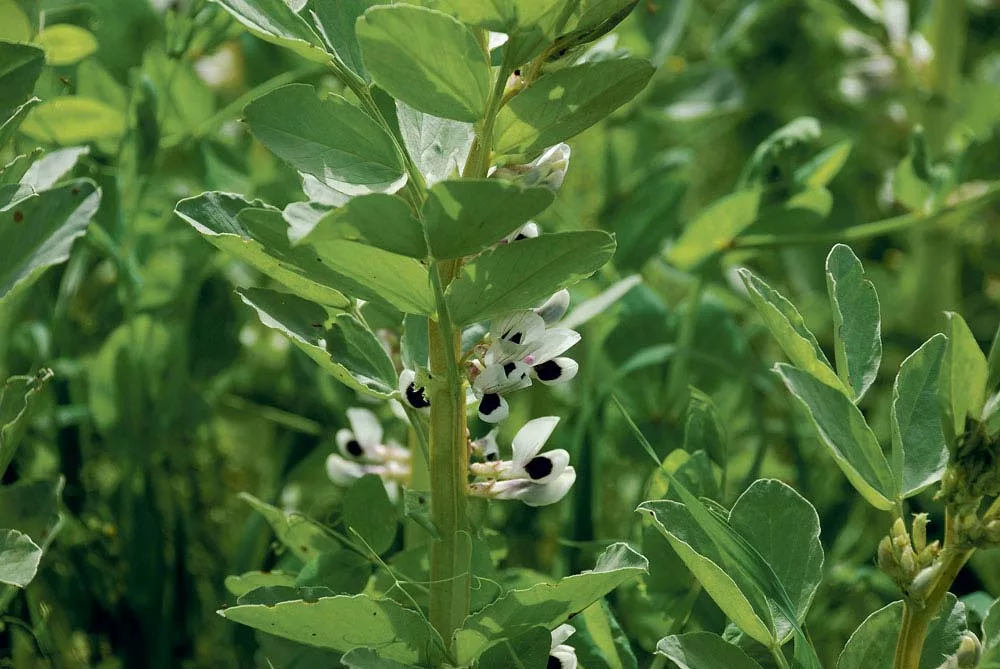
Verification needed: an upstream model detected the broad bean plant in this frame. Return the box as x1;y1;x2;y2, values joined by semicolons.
174;1;653;667
3;1;1000;668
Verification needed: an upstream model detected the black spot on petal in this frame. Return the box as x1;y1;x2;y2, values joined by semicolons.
525;456;553;480
514;233;528;241
548;656;563;669
346;440;363;457
534;360;562;381
479;393;501;416
486;452;498;462
509;332;523;344
503;362;516;376
405;383;431;409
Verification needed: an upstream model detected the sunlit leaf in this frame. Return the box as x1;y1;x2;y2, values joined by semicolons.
825;244;881;401
891;334;948;498
357;5;490;122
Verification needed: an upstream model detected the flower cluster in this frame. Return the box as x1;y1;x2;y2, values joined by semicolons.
325;408;410;501
468;417;576;507
471;289;579;423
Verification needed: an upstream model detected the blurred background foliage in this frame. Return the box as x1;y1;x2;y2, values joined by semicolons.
1;0;999;667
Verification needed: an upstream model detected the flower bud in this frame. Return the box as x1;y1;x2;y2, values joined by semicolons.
985;519;1000;544
912;513;928;553
877;536;896;571
899;546;916;577
892;517;908;542
909;565;938;599
956;631;981;667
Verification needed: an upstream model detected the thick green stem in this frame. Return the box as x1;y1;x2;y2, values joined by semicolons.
892;548;971;668
427;261;470;651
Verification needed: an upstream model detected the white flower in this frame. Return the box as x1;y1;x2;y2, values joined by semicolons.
505;221;540;243
468;417;576;507
494;143;571;191
471;302;580;422
548;624;578;668
470;428;500;462
325;408;410;501
398;369;431;412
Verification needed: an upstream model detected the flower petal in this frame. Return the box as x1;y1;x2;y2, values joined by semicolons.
399;369;431;410
535;289;570;324
523;329;580;365
511;416;560;466
549;645;578;669
347;407;383;447
478;392;509;423
473;362;532;395
326;454;366;486
471;428;501;462
516;467;576;507
533;357;579;385
550;624;575;648
335;428;365;459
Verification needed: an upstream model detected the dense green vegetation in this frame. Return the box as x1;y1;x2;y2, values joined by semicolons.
1;1;999;668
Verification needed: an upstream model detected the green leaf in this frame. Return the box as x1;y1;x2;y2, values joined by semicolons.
237;288;396;397
0;42;45;125
0;371;51;479
0;530;42;588
0;97;39;148
35;24;99;66
981;598;1000;669
211;0;331;64
987;321;1000;393
395;100;473;186
244;84;405;190
175;192;351;309
825;244;882;401
453;542;647;665
656;632;764;669
942;311;988;439
343;474;398;555
683;388;727;469
0;477;64;545
224;571;298;597
738;269;846;393
0;179;100;308
727;480;823;641
423;179;554;259
795;140;853;188
220;593;445;665
19;146;88;193
296;550;372;595
640;499;774;645
837;595;966;669
494;58;654;157
476;626;551;669
341;647;419;669
357;5;490;122
297;193;426;258
667;191;761;270
773;364;895;510
446;231;616;326
239;493;340;563
891;334;948;498
309;238;434;314
0;1;31;42
20;97;126;145
306;0;385;81
570;601;639;669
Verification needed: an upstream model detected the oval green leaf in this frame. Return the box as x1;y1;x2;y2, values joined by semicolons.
357;5;490;122
494;58;654;157
774;364;895;509
445;230;616;325
825;244;881;401
891;334;948;498
244;84;405;190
